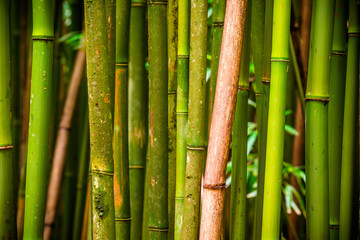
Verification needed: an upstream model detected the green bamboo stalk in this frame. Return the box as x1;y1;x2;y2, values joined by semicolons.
72;92;89;240
229;1;251;238
339;0;359;238
305;0;335;239
253;0;272;238
207;0;225;134
142;148;150;240
328;0;347;238
0;0;17;238
148;0;169;238
84;0;116;238
180;0;207;237
113;0;131;238
22;0;54;238
167;0;178;237
128;0;148;238
261;0;291;238
174;0;189;236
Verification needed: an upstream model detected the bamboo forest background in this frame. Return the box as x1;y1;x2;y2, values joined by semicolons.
0;0;359;239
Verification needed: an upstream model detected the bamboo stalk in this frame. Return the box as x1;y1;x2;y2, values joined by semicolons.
168;0;178;237
0;0;17;238
43;49;86;240
80;182;90;240
253;0;272;238
180;0;207;238
305;0;335;239
174;0;189;236
328;0;347;238
128;0;148;238
113;0;131;238
22;0;54;237
199;0;248;238
261;0;291;238
207;0;225;135
339;0;359;238
84;0;116;237
229;1;251;238
148;0;169;238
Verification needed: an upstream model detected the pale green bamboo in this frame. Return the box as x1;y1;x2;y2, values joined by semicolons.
339;0;360;238
261;0;291;238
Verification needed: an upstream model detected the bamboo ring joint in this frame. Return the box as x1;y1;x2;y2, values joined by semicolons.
131;2;146;7
129;165;145;169
148;227;168;232
348;33;360;37
213;21;224;27
178;55;189;59
148;1;167;5
115;218;131;222
238;86;250;91
329;224;339;229
187;145;205;151
0;145;13;150
116;63;129;67
91;170;114;176
203;183;226;189
332;51;346;56
304;97;330;102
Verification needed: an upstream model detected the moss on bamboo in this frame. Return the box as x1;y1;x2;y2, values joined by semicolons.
84;0;116;238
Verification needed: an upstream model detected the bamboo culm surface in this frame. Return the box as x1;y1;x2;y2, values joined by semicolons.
0;0;17;238
229;1;251;238
339;0;360;238
328;0;347;238
23;0;54;238
128;0;148;238
180;0;207;238
148;0;169;238
114;0;131;238
305;0;335;239
174;0;189;237
199;0;248;238
84;0;116;238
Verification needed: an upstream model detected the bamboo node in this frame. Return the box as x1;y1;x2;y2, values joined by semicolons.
187;145;205;151
148;227;168;232
270;58;289;63
32;36;55;41
115;63;129;67
304;97;330;102
115;217;131;222
213;21;224;27
329;224;339;229
0;145;13;150
331;51;346;56
238;86;250;91
59;126;71;131
129;165;145;169
91;170;114;176
131;2;147;7
178;55;189;59
168;90;176;95
176;111;188;115
203;183;226;189
147;1;167;5
348;32;360;37
44;222;55;228
261;77;271;83
175;196;184;200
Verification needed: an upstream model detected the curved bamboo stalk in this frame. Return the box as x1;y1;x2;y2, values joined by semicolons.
174;0;189;236
305;0;335;239
128;0;148;238
180;0;207;238
199;0;248;238
43;49;86;240
167;0;178;237
339;0;360;238
0;0;17;238
229;1;251;238
261;0;291;238
113;0;131;238
148;0;169;238
84;0;116;237
23;0;54;238
328;0;347;238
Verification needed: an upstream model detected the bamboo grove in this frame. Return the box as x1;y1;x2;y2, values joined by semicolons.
0;0;359;239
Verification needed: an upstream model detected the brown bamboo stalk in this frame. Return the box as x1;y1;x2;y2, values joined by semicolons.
81;182;90;240
43;49;86;240
199;0;248;238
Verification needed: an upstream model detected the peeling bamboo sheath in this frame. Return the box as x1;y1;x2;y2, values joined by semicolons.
85;0;117;237
199;0;248;238
43;50;86;240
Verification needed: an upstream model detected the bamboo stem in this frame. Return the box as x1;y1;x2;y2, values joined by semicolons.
128;0;148;238
339;0;360;238
199;0;248;238
261;0;291;238
305;0;335;238
23;0;54;237
84;0;116;237
0;0;17;238
148;0;169;238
